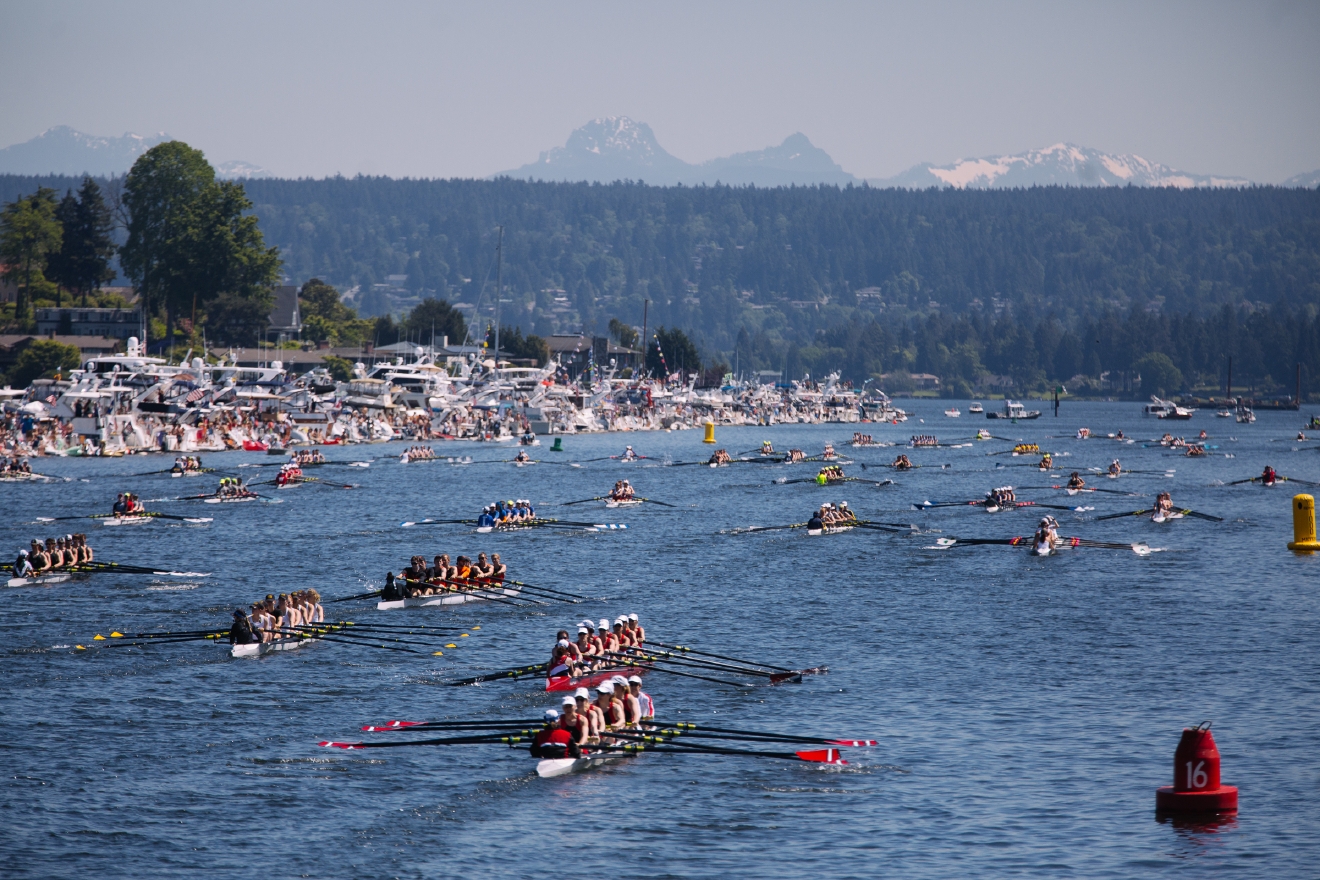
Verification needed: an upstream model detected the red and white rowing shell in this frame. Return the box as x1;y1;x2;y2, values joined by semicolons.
546;664;649;692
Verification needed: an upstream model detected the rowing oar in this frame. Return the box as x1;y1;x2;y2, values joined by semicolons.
860;462;952;470
1228;475;1320;488
448;663;550;686
734;521;809;534
475;577;588;601
334;621;477;634
399;518;477;528
646;721;872;747
642;640;805;674
362;719;543;731
327;589;382;603
95;628;227;642
515;518;628;530
1016;485;1143;496
422;575;572;603
282;623;457;652
320;732;536;749
561;496;612;505
298;475;358;489
266;627;423;654
70;561;212;576
1094;507;1223;522
602;654;753;688
578;736;850;765
1089;468;1175;476
606;649;805;684
36;512;213;523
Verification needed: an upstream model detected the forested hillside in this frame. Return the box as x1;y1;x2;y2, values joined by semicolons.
4;173;1319;395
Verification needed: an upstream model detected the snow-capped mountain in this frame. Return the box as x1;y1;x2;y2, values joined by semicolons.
872;143;1252;190
1282;169;1320;189
497;117;859;186
0;126;267;179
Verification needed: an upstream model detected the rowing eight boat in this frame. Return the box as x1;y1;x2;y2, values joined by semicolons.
377;585;523;610
546;665;649;692
230;637;316;658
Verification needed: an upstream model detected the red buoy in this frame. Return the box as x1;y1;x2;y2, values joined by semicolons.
1155;722;1238;815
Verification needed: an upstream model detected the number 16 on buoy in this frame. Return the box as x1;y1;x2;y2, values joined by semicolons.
1155;721;1238;816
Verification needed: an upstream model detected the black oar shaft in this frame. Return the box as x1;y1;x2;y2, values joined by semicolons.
645;641;793;673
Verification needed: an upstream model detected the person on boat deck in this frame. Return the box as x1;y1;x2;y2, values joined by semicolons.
229;608;258;645
1262;465;1278;484
808;506;826;531
113;493;127;516
1109;460;1122;476
490;553;506;580
531;709;577;759
574;688;603;740
1033;518;1058;555
558;697;590;752
1038;453;1053;469
382;572;402;602
628;675;653;720
1067;472;1086;489
477;506;496;528
30;540;51;573
13;549;33;578
892;454;912;470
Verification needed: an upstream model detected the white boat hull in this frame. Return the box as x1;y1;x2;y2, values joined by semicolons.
8;572;73;587
377;586;522;610
605;499;643;508
102;516;153;526
537;751;631;778
230;637;315;658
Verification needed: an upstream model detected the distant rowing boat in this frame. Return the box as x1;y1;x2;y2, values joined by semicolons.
377;585;522;610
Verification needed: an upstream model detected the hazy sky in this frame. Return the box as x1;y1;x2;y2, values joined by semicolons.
2;0;1318;181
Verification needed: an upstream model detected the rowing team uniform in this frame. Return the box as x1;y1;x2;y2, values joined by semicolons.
514;450;531;463
1262;467;1277;485
233;589;324;644
534;673;654;757
477;500;535;527
892;455;912;470
760;442;775;456
292;450;326;465
1066;472;1086;489
1;458;33;474
708;449;733;465
1154;492;1176;517
171;456;202;474
852;433;874;446
551;614;646;676
1038;454;1053;469
275;464;303;487
817;466;845;484
809;502;855;530
610;480;635;501
1109;460;1122;476
986;487;1016;507
112;493;145;516
217;477;253;498
15;533;92;575
393;551;506;597
620;446;637;461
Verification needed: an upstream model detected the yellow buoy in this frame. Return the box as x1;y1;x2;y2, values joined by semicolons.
703;421;716;444
1288;494;1320;552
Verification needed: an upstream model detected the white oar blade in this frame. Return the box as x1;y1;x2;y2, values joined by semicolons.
1132;543;1151;557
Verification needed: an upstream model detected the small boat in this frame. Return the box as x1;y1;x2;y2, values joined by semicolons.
1216;410;1233;418
944;407;961;418
242;440;269;452
986;400;1041;420
806;523;855;536
537;750;633;778
968;403;984;414
203;495;259;504
1236;406;1256;424
604;498;644;508
376;585;522;610
231;637;315;658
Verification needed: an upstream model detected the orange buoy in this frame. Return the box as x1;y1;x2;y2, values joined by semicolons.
1155;722;1238;815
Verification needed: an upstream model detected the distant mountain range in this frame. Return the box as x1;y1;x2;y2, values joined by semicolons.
1283;169;1320;189
501;117;1317;190
0;126;270;179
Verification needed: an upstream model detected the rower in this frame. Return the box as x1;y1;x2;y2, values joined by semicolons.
621;445;636;461
628;675;653;720
823;443;836;459
1116;430;1125;439
837;500;856;522
113;493;127;516
594;682;619;738
892;454;912;470
531;709;575;759
760;440;774;456
514;449;531;463
559;696;591;750
1261;465;1277;485
473;552;494;578
574;687;602;740
1199;430;1208;440
1038;452;1053;469
612;674;642;729
30;539;51;573
1033;518;1058;556
1109;459;1122;477
612;618;633;649
490;553;507;580
1066;471;1086;490
1154;491;1176;517
574;625;597;660
229;608;259;645
548;639;575;677
12;549;32;579
1299;432;1308;442
627;612;644;643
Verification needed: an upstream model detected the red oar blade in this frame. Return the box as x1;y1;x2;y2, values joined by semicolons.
361;719;424;731
826;739;879;747
319;741;365;749
796;748;847;764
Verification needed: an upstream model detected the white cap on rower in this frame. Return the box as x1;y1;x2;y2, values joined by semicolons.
839;501;847;507
574;687;590;699
544;709;559;721
628;613;638;621
610;675;628;688
628;675;642;684
561;696;576;707
598;619;610;629
557;639;569;648
577;627;588;635
598;682;615;694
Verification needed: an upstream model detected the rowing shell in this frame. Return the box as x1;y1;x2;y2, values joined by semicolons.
102;515;154;526
806;524;855;536
230;637;316;658
537;751;633;778
7;571;75;587
546;665;649;692
1151;512;1184;523
376;585;522;610
605;499;643;508
203;495;258;504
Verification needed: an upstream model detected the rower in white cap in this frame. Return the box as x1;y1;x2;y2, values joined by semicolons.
628;675;653;720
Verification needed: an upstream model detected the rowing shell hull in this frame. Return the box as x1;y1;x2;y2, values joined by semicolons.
230;637;315;658
546;665;648;692
101;516;154;526
806;525;855;536
376;586;522;610
7;572;74;587
605;499;643;508
203;496;258;504
537;751;633;778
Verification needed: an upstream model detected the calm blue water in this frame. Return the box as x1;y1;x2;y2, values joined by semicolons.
3;401;1318;879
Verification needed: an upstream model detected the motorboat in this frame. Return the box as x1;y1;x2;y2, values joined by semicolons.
985;400;1041;420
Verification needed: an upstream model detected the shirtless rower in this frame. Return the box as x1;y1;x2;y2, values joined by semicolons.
1066;471;1086;490
708;449;732;465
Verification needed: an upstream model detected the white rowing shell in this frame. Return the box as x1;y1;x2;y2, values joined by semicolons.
102;516;154;526
376;586;522;610
605;499;643;508
537;751;632;778
230;637;314;658
806;525;854;536
1151;512;1184;523
203;496;257;504
7;572;73;587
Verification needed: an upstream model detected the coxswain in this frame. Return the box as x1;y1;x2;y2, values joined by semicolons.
514;449;531;463
1115;430;1125;440
13;549;33;579
382;572;402;602
1108;459;1122;477
1066;471;1086;490
892;454;912;470
531;709;577;759
477;505;496;528
807;505;826;531
1261;465;1277;486
229;608;259;645
171;458;185;475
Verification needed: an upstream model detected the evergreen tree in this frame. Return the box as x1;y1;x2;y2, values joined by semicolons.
0;187;62;327
47;177;116;306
